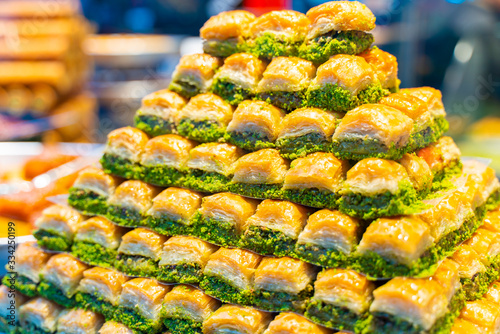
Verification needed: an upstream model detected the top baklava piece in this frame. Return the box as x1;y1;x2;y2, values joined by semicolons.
300;1;375;64
134;89;187;137
200;10;256;57
33;204;83;251
247;10;309;58
168;53;221;98
359;47;399;92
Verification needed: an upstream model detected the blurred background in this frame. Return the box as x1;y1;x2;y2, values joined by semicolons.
0;0;499;236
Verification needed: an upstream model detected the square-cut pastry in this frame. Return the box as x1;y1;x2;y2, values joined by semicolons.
295;209;362;268
162;285;221;334
459;299;500;333
98;321;135;334
56;308;104;334
37;254;89;308
400;86;446;119
147;187;202;236
2;241;50;297
200;248;262;305
168;54;221;98
305;268;374;332
359;47;399;92
483;210;500;234
158;236;218;284
190;192;258;247
240;199;309;257
256;57;315;111
461;160;500;211
276;108;340;160
115;228;168;278
485;280;500;304
202;304;272;334
134;89;187;137
253;256;317;312
417;137;462;186
140;134;196;187
451;244;487;301
185;143;244;193
75;267;129;319
225;100;285;151
355;216;433;278
106;180;160;228
177;93;233;143
115;278;170;333
0;284;28;333
200;10;255;57
306;55;388;113
300;1;375;64
210;54;266;105
465;228;500;266
264;312;332;334
451;318;483;334
230;149;289;200
19;297;62;334
283;152;349;209
71;216;128;268
247;10;309;58
430;259;461;302
33;204;83;251
68;166;120;216
338;158;420;219
370;277;459;334
331;104;414;160
398;153;433;196
100;127;149;180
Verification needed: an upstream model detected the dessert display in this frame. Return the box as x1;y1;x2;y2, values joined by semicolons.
9;2;500;334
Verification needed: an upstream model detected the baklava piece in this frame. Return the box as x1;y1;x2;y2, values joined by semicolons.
168;54;221;98
253;257;317;312
3;241;50;297
354;216;434;278
370;275;463;334
240;199;309;257
431;259;462;303
185;143;243;193
200;10;255;57
276;108;340;159
331;104;413;160
37;254;89;308
158;236;218;284
177;93;233;143
248;10;309;58
75;267;129;319
140;134;196;187
300;1;375;64
162;285;221;334
18;297;62;334
225;100;285;151
115;228;168;278
0;285;28;333
451;318;482;334
359;46;400;92
338;158;421;219
98;321;135;334
106;180;159;227
229;149;289;199
134;89;187;137
256;57;315;111
202;304;272;334
190;192;258;247
461;160;500;212
210;54;266;105
295;209;362;268
283;152;348;209
68;166;120;215
147;187;202;236
305;269;374;332
56;308;104;334
483;210;500;234
115;278;170;333
200;248;262;305
307;55;388;112
459;299;500;333
417;136;462;186
71;216;128;268
263;312;332;334
451;245;488;301
33;204;83;251
100;126;148;180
